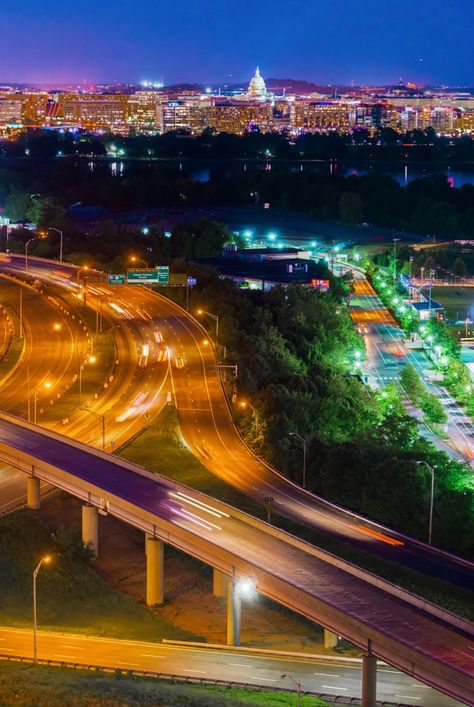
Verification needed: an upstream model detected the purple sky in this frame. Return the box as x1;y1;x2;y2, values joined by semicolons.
1;0;472;86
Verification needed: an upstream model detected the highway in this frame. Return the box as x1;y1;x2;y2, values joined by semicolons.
350;274;474;463
0;255;473;593
0;628;463;706
0;414;472;704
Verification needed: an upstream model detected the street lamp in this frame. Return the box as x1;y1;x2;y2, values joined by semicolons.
81;407;106;450
76;265;89;285
393;237;400;284
25;236;42;272
48;227;63;263
33;554;52;663
416;461;435;544
130;255;149;268
281;674;301;707
78;354;97;402
289;432;308;489
31;381;52;424
196;309;219;342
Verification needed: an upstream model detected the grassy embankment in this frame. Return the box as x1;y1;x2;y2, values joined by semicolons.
0;661;329;707
120;406;474;622
0;510;199;643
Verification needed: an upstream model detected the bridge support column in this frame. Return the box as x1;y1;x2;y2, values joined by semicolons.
146;537;164;606
323;629;338;649
226;578;241;646
213;569;229;598
27;477;40;510
361;653;377;707
82;505;98;558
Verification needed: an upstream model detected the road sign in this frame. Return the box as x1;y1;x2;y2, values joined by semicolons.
187;276;197;286
127;269;160;284
108;274;126;285
157;266;169;285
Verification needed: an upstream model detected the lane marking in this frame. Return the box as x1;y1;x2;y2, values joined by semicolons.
251;677;276;681
187;669;207;673
141;654;165;658
229;663;252;667
60;645;84;650
321;685;347;691
395;696;422;701
116;661;140;666
314;672;341;677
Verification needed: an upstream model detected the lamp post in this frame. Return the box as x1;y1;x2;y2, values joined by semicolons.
416;461;435;544
31;381;52;424
81;407;106;450
33;555;52;663
48;227;63;263
393;237;400;284
281;674;301;707
25;237;38;273
197;309;219;343
289;432;308;489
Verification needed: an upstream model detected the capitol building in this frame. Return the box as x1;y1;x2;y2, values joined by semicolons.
247;67;267;99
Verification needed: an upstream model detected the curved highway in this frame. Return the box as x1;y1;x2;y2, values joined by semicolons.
0;413;472;705
0;254;473;593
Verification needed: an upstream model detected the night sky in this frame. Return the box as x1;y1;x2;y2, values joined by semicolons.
2;0;472;86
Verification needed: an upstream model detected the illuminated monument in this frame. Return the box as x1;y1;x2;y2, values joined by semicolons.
248;67;267;99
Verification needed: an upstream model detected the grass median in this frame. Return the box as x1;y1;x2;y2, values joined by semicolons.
119;407;474;622
0;661;329;707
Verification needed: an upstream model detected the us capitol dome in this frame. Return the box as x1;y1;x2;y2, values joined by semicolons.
248;67;267;99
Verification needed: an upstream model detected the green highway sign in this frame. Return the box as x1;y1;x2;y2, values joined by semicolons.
108;274;126;285
127;269;159;284
157;266;169;285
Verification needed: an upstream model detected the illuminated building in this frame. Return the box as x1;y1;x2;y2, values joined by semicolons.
457;110;474;132
210;100;273;134
60;93;129;133
126;91;162;132
0;96;23;125
159;98;211;133
293;100;351;132
247;67;267;99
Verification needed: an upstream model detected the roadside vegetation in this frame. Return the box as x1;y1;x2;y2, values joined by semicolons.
121;407;474;621
0;661;329;707
0;511;199;642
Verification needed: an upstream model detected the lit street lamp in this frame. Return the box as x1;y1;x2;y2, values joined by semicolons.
416;461;435;544
25;235;44;273
33;555;52;663
197;309;219;342
289;432;308;489
29;380;53;424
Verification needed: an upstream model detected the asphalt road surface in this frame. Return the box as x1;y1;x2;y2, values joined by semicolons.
0;628;463;707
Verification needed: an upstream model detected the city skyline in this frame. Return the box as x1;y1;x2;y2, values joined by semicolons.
2;0;472;86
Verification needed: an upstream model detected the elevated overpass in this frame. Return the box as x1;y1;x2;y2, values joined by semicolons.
0;253;472;592
0;413;472;706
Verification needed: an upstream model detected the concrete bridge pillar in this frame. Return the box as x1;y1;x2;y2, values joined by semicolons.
27;477;40;510
82;505;99;558
146;536;164;606
361;653;377;707
323;629;338;649
213;569;229;598
226;578;241;646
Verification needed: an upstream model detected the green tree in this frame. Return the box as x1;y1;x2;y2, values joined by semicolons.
421;392;447;425
400;364;425;406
